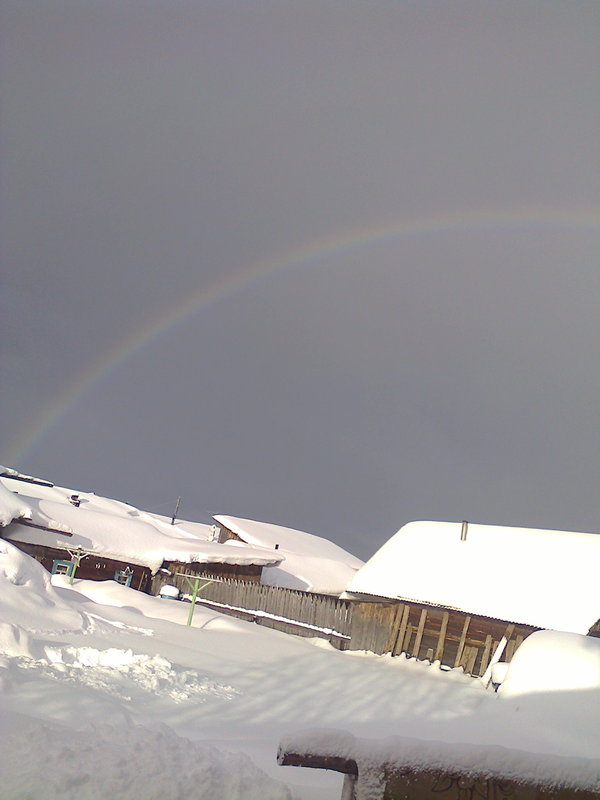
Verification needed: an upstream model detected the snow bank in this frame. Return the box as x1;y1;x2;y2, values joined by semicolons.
0;479;31;526
500;630;600;696
1;719;296;800
0;540;85;634
215;515;363;595
346;520;600;632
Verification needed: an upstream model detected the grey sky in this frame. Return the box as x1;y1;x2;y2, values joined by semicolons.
1;1;599;559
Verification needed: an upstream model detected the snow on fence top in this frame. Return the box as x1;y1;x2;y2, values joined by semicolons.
214;514;363;595
345;520;600;633
0;474;283;575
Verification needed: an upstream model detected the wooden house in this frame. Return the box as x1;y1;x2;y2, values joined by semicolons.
214;514;363;595
0;471;282;594
342;520;600;674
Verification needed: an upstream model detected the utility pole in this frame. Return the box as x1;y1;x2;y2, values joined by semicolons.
171;496;181;525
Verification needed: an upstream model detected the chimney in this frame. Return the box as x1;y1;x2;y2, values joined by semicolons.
460;520;468;541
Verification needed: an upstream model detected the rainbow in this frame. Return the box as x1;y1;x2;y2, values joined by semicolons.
6;204;599;465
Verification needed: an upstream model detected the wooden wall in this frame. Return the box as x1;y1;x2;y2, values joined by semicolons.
150;560;264;596
8;541;151;591
349;599;538;675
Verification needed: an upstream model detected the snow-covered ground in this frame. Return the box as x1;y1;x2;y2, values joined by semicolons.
0;539;487;799
1;528;599;798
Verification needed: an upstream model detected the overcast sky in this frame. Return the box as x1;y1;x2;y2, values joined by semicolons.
1;1;599;560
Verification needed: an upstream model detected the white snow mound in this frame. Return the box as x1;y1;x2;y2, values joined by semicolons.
1;720;296;800
0;540;85;634
0;480;31;526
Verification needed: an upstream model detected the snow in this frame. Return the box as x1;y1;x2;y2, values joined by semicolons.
0;476;283;574
2;720;296;800
1;472;599;799
345;520;600;632
1;537;600;799
158;583;181;599
215;515;363;595
281;631;600;794
0;479;32;526
499;629;600;696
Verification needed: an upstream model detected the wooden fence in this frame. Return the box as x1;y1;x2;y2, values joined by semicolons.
157;572;535;674
165;571;353;645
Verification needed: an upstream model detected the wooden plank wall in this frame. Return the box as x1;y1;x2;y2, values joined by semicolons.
348;600;537;676
8;541;151;591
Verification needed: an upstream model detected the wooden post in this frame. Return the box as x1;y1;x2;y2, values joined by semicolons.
463;646;478;675
412;609;428;658
391;605;410;657
171;496;181;525
403;623;413;652
480;635;493;674
434;611;449;663
454;615;471;667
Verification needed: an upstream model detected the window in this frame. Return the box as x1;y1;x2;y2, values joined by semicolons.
52;559;75;578
114;568;133;587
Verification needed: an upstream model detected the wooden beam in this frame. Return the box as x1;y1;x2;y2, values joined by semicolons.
391;605;409;656
454;615;471;667
480;635;493;674
434;611;449;662
463;645;478;674
403;623;413;652
386;604;404;654
412;609;428;657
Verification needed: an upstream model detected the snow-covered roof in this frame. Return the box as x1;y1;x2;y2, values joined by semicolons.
0;479;32;527
0;474;283;575
345;520;600;633
214;514;363;595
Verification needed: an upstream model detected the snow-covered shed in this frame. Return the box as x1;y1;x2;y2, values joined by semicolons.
341;520;600;674
0;470;282;591
214;514;363;596
279;631;600;799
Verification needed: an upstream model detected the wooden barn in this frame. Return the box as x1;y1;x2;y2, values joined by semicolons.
342;520;600;675
213;514;363;596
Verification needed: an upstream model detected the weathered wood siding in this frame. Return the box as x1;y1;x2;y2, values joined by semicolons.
8;541;151;591
150;560;263;596
347;599;537;675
